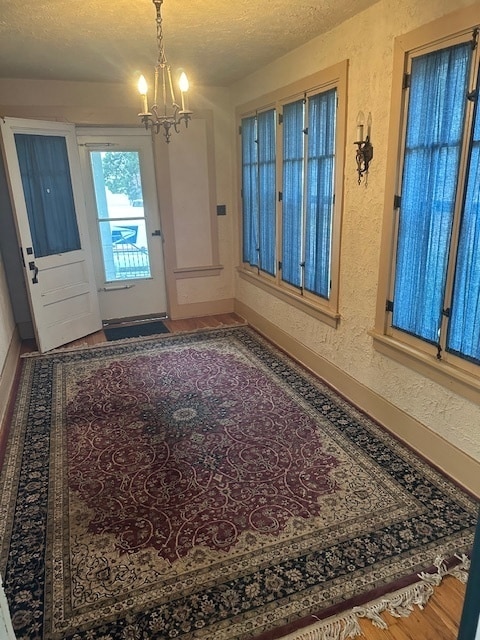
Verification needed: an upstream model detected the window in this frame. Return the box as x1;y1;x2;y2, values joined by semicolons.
282;90;336;298
238;63;347;327
242;109;276;275
374;7;480;400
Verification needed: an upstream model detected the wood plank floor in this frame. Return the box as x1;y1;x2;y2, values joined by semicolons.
21;313;467;639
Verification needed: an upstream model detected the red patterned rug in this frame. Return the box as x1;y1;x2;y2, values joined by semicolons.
0;327;477;639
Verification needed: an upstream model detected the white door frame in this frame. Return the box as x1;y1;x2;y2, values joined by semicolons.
77;128;168;322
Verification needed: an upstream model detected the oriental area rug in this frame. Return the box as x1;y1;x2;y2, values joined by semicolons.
0;326;478;640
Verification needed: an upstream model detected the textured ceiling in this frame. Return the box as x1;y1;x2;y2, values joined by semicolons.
0;0;378;87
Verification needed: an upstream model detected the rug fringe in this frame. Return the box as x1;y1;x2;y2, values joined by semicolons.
279;554;470;640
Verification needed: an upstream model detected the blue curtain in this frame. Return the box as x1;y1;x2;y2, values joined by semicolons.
304;89;336;298
392;43;471;343
448;91;480;361
14;134;81;258
241;116;259;266
282;100;304;287
257;110;276;275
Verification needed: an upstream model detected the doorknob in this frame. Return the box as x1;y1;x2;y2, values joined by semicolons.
29;261;39;284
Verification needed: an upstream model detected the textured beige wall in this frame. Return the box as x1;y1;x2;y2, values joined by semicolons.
231;0;480;463
0;79;236;327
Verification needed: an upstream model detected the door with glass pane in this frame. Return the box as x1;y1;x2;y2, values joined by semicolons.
77;130;167;322
0;117;102;353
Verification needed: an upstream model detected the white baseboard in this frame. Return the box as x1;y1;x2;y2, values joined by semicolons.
235;300;480;498
169;297;235;320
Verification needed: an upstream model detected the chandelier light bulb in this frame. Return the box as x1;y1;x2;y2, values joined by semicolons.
138;75;149;114
179;72;189;93
179;72;189;111
138;75;148;96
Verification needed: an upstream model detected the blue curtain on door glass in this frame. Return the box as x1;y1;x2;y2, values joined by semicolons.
14;133;81;258
448;94;480;361
392;43;471;343
257;110;276;275
282;100;304;288
242;116;259;266
305;89;336;299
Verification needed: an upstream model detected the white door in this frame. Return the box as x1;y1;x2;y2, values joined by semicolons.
77;129;168;322
0;117;102;353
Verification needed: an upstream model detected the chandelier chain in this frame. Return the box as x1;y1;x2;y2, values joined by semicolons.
154;0;167;68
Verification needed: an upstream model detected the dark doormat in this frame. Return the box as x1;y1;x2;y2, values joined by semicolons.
104;321;170;341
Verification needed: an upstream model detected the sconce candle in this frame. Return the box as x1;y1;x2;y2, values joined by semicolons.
356;111;365;142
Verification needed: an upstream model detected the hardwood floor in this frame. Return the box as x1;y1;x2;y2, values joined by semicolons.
69;312;245;348
357;576;465;640
20;312;467;639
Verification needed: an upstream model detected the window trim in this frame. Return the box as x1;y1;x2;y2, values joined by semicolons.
373;5;480;403
236;60;348;328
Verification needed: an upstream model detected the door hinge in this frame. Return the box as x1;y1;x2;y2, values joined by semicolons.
238;125;242;135
278;261;282;270
394;194;401;209
403;73;411;89
278;191;283;202
278;113;283;125
386;299;394;312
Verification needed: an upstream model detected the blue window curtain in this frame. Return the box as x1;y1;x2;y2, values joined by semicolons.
448;91;480;361
282;100;305;288
14;133;81;258
304;89;336;299
392;43;471;343
257;110;276;275
241;116;259;266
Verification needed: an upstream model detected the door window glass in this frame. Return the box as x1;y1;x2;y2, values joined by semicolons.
89;151;151;281
14;133;81;258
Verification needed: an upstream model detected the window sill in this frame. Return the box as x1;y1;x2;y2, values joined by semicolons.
238;268;340;329
370;330;480;404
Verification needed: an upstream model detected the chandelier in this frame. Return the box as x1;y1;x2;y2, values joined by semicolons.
138;0;192;142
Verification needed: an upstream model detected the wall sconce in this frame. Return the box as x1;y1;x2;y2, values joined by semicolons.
354;111;373;185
